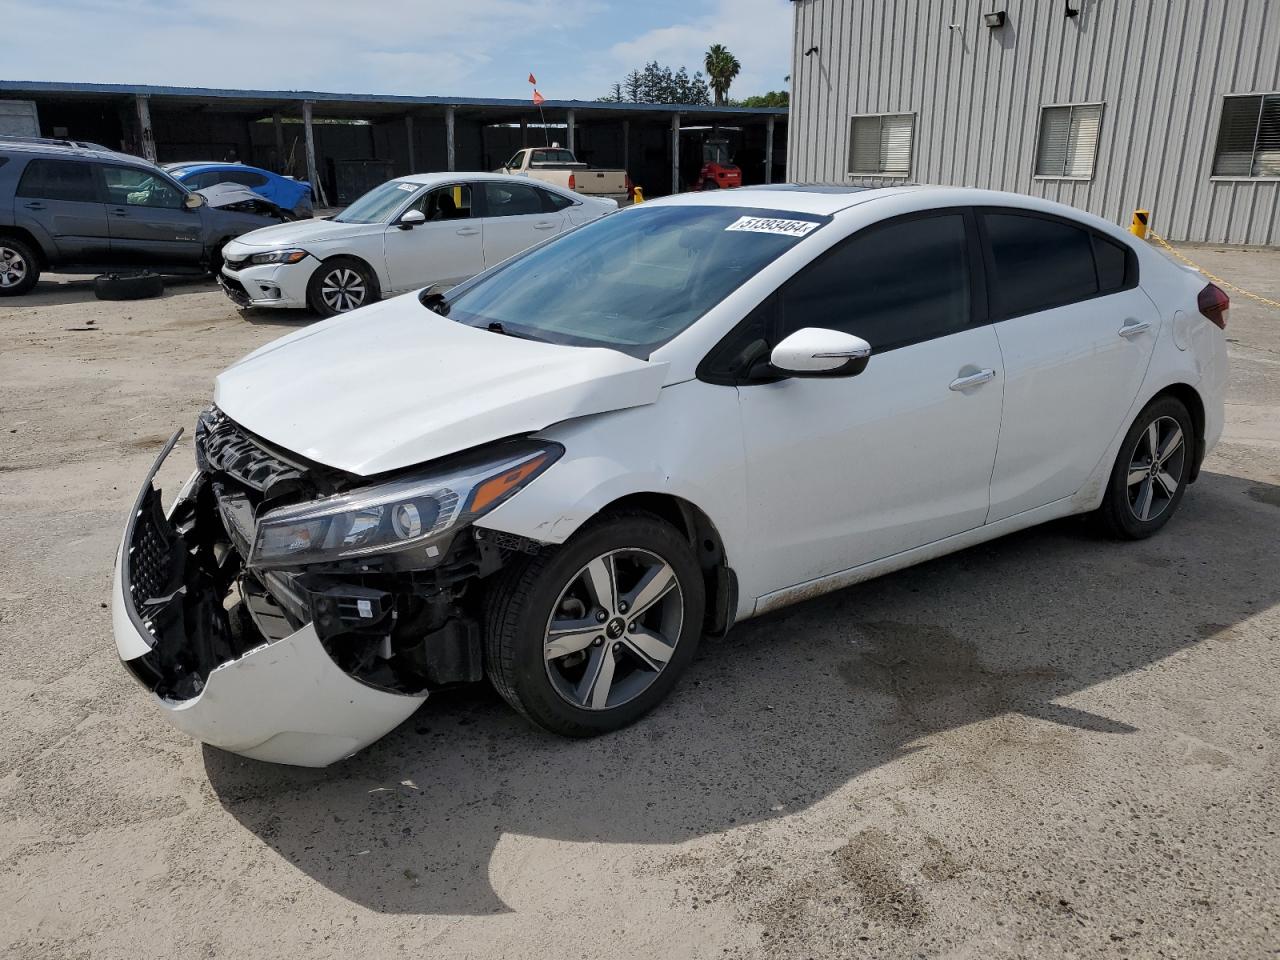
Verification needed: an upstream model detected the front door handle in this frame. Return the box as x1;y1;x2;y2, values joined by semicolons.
23;201;45;210
456;227;480;236
533;221;557;230
949;368;996;391
1118;319;1152;338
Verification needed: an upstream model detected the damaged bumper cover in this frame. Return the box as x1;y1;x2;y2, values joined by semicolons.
112;430;428;767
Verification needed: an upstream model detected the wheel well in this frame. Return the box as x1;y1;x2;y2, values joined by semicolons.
314;253;382;299
0;227;48;270
599;492;737;637
1151;383;1206;482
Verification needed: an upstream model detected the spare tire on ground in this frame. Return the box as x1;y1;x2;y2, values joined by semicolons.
94;271;165;301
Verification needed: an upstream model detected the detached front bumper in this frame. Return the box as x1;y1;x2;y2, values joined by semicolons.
112;432;426;767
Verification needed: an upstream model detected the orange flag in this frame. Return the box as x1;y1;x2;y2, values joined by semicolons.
532;89;545;106
528;73;537;84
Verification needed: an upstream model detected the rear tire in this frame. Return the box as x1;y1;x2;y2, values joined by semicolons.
485;512;705;737
1096;395;1194;540
93;271;165;301
306;256;379;317
0;237;40;296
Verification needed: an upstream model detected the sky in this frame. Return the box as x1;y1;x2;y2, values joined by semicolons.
2;0;794;102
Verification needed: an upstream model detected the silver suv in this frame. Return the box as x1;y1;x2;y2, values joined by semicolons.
0;140;289;296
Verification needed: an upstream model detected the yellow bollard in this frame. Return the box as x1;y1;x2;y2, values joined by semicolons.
632;185;645;204
1130;209;1150;240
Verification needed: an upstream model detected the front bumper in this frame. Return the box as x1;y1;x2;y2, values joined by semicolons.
112;432;426;767
218;258;313;309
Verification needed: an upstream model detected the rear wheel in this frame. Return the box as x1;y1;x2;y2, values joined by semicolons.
1096;396;1194;539
485;512;705;736
306;256;379;316
0;238;40;296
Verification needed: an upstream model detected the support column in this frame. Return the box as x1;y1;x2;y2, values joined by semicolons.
670;112;681;194
520;118;528;147
764;115;775;184
445;106;456;171
566;109;575;153
303;100;327;207
405;114;416;172
134;94;156;162
273;111;285;173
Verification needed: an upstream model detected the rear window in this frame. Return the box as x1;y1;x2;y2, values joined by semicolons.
983;212;1098;317
538;187;574;212
16;158;98;203
1093;233;1132;292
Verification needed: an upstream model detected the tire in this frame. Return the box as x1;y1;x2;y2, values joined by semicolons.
1096;395;1194;540
93;271;165;301
306;256;379;317
485;511;706;737
0;237;41;297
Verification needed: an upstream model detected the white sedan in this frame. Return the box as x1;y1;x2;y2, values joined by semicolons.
114;185;1227;766
217;172;616;315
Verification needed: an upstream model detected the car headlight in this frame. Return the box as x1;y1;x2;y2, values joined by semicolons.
248;248;309;265
248;440;562;570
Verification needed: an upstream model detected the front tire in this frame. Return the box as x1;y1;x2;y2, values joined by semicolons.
0;237;40;296
306;256;379;317
485;512;705;737
1096;395;1194;539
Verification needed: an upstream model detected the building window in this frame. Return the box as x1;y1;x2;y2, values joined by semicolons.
1035;103;1103;179
847;114;914;177
1212;94;1280;178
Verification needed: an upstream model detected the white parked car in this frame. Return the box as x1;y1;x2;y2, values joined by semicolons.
114;185;1228;767
217;172;616;316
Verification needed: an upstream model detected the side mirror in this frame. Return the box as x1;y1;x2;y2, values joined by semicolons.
184;193;204;209
398;209;426;229
768;327;872;378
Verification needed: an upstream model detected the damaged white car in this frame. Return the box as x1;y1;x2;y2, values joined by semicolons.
113;186;1227;766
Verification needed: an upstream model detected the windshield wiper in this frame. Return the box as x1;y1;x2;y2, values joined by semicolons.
483;320;546;342
420;290;450;316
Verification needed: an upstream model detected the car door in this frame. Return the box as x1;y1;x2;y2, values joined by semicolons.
731;210;1005;593
13;157;111;261
478;180;564;266
980;209;1160;523
381;183;483;293
99;163;203;263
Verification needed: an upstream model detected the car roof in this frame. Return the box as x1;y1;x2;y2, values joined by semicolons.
0;138;166;169
394;171;575;189
166;161;270;173
641;183;924;216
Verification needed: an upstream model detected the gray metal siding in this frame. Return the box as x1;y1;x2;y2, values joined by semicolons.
788;0;1280;245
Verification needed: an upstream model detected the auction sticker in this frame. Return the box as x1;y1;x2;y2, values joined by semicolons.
725;216;820;237
397;182;419;192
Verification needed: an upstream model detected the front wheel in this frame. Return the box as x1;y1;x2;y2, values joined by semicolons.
1096;395;1194;539
306;256;379;317
485;512;705;737
0;237;40;296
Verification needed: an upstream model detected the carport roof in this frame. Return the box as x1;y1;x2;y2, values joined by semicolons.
0;80;787;124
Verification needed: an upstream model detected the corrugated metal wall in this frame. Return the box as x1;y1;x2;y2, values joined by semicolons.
788;0;1280;244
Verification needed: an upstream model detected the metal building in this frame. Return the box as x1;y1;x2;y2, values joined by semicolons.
787;0;1280;245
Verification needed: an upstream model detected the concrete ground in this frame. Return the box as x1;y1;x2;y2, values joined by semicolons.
1;246;1277;960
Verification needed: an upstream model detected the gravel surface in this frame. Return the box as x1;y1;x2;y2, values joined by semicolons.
1;251;1277;960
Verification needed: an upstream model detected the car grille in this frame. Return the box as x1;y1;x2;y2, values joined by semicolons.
222;254;250;271
195;408;307;496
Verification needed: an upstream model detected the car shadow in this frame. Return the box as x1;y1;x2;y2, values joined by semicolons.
204;468;1280;916
19;275;217;307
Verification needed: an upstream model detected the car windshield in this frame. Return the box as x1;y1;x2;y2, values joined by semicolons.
334;180;421;223
440;204;828;358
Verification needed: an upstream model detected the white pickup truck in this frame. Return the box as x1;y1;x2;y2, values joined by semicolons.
496;146;632;204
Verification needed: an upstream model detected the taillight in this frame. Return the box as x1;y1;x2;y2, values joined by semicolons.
1197;282;1229;330
568;173;576;191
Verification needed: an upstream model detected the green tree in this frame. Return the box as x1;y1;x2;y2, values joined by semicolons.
704;44;742;106
735;90;788;108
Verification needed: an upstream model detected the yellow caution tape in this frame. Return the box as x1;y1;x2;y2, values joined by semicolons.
1147;229;1280;312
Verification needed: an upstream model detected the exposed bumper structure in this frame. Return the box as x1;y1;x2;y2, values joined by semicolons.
218;259;312;309
111;432;426;767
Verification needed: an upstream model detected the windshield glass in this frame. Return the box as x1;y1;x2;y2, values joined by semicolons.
442;205;827;357
334;180;421;223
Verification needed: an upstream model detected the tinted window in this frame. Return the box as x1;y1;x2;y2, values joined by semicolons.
777;213;970;352
100;165;185;208
407;184;473;221
16;159;99;202
483;182;544;217
984;212;1097;317
539;188;574;212
225;170;269;188
1093;234;1130;292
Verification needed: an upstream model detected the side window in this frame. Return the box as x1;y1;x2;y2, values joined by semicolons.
538;187;574;212
101;166;185;209
226;170;269;189
187;171;221;189
483;182;544;217
983;212;1098;317
1093;234;1133;293
411;184;473;221
16;159;99;202
777;213;971;352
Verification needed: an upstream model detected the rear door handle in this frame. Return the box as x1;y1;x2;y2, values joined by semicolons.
456;227;479;236
533;221;557;230
949;368;996;391
1118;319;1152;338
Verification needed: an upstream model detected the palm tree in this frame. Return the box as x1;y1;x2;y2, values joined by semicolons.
704;44;741;106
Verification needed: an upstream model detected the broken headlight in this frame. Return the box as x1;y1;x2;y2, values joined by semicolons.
248;440;561;570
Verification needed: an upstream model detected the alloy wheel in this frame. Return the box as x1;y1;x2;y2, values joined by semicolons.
0;246;28;289
543;547;684;711
1126;415;1186;522
320;267;367;312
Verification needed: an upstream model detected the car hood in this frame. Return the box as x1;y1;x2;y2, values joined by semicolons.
222;217;379;250
196;183;274;209
213;298;669;476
